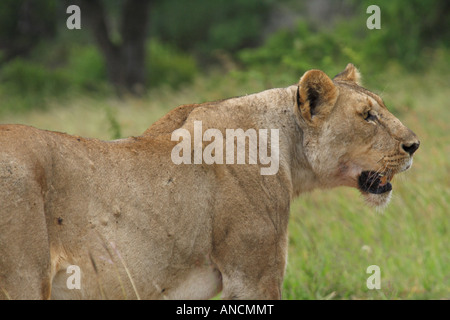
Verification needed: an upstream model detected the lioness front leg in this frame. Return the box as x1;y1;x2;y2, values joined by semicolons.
211;220;288;300
219;264;284;300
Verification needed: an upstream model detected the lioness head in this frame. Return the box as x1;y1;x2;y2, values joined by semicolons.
295;64;420;208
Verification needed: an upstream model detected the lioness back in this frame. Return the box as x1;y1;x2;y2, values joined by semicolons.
0;123;220;299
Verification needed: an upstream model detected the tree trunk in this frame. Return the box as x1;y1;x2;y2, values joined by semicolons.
78;0;151;95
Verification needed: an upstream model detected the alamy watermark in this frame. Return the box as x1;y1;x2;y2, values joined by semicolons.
366;5;381;29
66;5;81;30
66;4;380;31
171;121;280;175
366;265;381;290
66;265;81;290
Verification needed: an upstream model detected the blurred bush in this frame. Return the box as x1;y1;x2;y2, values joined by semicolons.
238;22;348;79
352;0;449;67
65;45;107;91
1;58;67;96
147;39;198;88
0;0;57;64
238;0;449;80
0;58;69;111
150;0;276;60
0;38;198;112
0;0;448;113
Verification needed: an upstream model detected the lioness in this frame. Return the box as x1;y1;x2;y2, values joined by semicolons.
0;64;419;300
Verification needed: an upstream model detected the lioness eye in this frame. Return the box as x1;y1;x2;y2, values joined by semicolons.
364;110;377;122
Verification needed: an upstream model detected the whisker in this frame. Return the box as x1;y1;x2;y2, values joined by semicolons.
367;162;388;189
376;156;385;164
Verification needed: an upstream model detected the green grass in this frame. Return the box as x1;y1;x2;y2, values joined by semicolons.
0;67;448;300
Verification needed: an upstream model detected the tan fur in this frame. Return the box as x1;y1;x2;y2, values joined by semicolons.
0;64;419;300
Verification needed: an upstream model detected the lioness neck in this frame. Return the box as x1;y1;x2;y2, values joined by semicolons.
143;85;318;199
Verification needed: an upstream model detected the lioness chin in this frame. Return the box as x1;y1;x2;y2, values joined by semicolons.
0;64;419;300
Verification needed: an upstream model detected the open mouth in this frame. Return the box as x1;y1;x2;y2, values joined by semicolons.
358;171;393;194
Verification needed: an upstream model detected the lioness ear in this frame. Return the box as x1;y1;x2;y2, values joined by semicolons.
333;63;362;85
297;69;338;123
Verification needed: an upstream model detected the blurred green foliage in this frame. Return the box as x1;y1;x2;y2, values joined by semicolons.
0;0;448;113
65;45;107;91
0;58;68;111
0;38;198;111
147;39;198;88
0;0;57;64
238;22;347;81
150;0;276;57
239;0;449;82
353;0;449;66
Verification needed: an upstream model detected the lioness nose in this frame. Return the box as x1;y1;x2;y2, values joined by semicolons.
401;140;420;156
